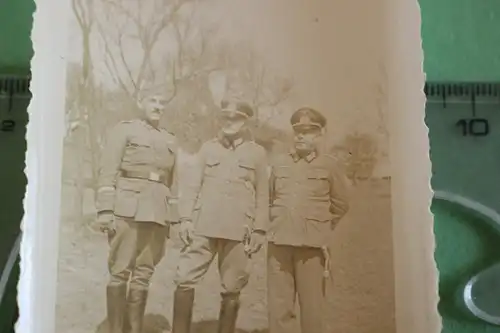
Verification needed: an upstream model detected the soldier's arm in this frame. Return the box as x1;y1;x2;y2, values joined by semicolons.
177;144;206;221
96;122;128;214
329;160;351;223
268;165;276;207
253;147;270;233
165;145;180;223
168;151;179;200
164;136;179;198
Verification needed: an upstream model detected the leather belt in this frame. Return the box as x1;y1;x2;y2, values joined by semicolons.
121;170;166;183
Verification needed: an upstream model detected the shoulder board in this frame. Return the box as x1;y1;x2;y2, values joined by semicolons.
319;153;340;165
205;137;219;144
160;128;176;139
323;153;340;161
114;119;137;129
246;140;258;146
248;140;266;150
198;138;216;150
113;119;135;129
157;130;177;147
270;152;291;166
158;127;175;135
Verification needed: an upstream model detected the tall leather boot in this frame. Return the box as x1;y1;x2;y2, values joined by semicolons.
125;287;149;333
217;293;240;333
171;287;195;333
106;284;127;333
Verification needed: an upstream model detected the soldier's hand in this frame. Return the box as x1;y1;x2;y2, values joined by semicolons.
179;219;194;246
94;212;116;237
246;231;266;255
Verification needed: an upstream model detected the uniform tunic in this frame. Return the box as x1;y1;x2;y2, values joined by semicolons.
268;151;349;247
175;135;269;293
267;150;350;333
96;119;179;289
178;135;269;240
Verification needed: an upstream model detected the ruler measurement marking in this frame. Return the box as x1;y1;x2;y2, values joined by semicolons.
0;76;31;133
425;82;500;138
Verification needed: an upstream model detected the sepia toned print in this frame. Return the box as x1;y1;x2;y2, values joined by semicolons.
57;0;394;332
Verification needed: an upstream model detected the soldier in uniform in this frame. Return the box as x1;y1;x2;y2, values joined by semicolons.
267;107;350;333
93;85;179;333
171;98;269;333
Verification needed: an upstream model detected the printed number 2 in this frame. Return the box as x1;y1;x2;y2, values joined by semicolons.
1;120;15;132
456;118;490;137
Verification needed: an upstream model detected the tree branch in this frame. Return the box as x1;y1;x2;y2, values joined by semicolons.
116;32;138;91
96;21;132;96
72;0;84;30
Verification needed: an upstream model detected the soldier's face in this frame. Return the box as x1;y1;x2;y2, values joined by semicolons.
293;127;322;152
220;114;247;136
141;94;167;122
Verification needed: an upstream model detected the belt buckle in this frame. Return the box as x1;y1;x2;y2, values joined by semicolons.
148;172;161;182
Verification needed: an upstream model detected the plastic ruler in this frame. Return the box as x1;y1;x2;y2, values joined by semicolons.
426;82;500;215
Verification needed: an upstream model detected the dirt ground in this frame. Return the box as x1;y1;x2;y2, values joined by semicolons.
55;178;394;333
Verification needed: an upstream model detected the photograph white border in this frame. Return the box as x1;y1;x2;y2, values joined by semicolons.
386;0;441;332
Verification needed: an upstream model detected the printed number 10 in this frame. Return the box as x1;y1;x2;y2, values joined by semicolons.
456;118;490;137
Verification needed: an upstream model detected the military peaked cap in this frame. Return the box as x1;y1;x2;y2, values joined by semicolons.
290;107;327;130
220;98;254;119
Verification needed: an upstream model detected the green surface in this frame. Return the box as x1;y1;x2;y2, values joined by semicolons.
420;0;500;81
433;200;500;332
0;0;34;74
2;0;500;332
425;92;500;331
0;256;20;333
0;1;35;331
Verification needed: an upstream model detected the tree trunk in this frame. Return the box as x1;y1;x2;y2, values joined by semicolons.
74;125;86;222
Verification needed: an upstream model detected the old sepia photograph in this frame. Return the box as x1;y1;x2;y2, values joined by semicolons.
54;0;398;332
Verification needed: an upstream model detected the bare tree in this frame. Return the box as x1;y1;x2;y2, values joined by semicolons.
94;0;204;101
65;0;95;140
217;42;294;122
202;42;295;152
63;0;97;219
332;132;378;185
92;0;222;145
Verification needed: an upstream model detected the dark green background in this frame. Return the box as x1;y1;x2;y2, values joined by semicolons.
1;0;500;332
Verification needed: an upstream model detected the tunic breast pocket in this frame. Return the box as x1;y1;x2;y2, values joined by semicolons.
274;166;292;192
306;169;330;197
237;159;256;183
125;136;153;164
157;145;175;169
204;157;221;178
